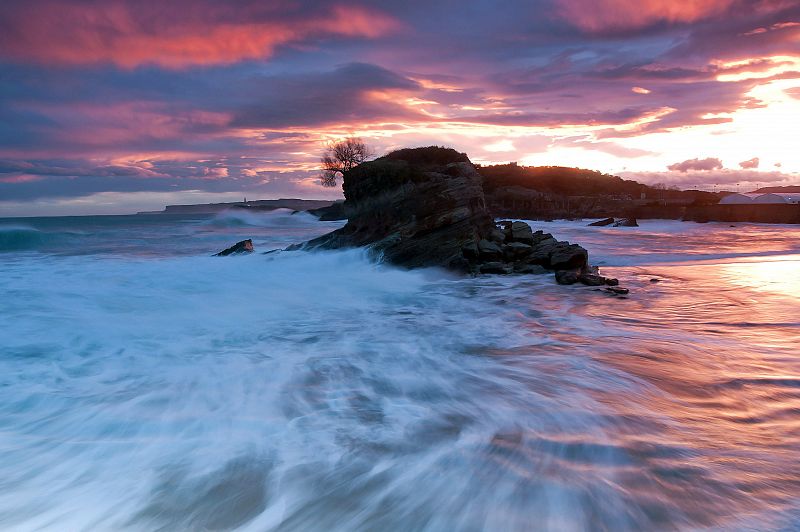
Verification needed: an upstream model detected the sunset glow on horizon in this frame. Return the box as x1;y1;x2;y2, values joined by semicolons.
1;0;799;215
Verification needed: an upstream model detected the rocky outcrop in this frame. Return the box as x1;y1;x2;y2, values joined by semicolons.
215;239;253;256
613;217;639;227
303;148;495;271
301;146;623;289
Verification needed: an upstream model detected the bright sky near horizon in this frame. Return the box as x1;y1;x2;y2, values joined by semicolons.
0;0;798;215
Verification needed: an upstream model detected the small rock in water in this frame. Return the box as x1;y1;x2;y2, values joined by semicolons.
555;270;580;285
613;217;639;227
578;273;606;286
588;217;615;227
214;239;254;256
650;278;661;283
606;286;629;295
605;278;619;286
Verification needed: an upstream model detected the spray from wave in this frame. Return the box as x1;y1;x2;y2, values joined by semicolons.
203;209;324;228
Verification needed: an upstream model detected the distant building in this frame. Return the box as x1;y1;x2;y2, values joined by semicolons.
719;192;800;205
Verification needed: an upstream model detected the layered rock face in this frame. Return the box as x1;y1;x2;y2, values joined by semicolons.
304;148;495;270
304;147;618;289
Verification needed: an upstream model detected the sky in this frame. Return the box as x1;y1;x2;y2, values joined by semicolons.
0;0;799;216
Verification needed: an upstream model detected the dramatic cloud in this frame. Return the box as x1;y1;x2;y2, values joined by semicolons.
624;168;799;189
557;0;737;33
739;157;760;168
0;0;798;213
668;157;725;172
0;1;399;68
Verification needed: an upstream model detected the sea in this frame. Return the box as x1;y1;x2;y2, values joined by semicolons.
1;209;799;531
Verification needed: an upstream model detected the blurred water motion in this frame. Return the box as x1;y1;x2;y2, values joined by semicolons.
0;215;798;530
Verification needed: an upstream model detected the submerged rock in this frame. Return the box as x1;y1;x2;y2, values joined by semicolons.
588;217;615;227
214;239;254;256
613;217;639;227
606;286;630;295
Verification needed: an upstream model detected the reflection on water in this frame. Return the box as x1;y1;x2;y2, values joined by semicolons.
0;217;798;530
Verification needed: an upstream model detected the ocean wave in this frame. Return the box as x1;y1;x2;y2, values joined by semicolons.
0;226;49;251
204;208;324;228
0;225;86;252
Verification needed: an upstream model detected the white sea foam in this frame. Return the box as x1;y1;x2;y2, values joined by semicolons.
205;208;323;228
1;215;799;530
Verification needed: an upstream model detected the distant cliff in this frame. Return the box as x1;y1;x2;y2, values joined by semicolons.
152;198;336;214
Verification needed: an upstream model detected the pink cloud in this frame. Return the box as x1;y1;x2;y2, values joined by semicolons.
556;0;737;32
0;173;42;183
0;2;400;68
739;157;760;169
667;157;724;172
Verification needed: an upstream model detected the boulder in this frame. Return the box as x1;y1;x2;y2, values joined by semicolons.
613;217;638;227
502;242;532;260
478;239;503;260
588;217;615;227
549;243;588;271
214;239;254;256
488;228;506;243
578;273;606;286
480;262;513;274
510;221;534;244
606;286;629;295
528;237;558;265
605;277;619;286
555;270;580;285
513;263;548;274
461;240;479;259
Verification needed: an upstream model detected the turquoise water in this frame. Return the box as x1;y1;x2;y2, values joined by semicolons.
1;212;799;530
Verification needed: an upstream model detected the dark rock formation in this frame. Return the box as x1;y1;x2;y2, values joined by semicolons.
613;217;639;227
303;148;495;271
300;146;623;289
606;286;629;295
577;273;606;286
588;217;615;227
306;201;347;221
555;270;580;285
214;239;254;256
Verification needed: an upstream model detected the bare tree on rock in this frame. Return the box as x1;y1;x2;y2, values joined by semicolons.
320;137;373;187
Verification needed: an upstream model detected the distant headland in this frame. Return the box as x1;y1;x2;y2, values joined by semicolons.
137;198;337;215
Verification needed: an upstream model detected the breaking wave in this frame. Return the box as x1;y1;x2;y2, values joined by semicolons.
204;209;323;228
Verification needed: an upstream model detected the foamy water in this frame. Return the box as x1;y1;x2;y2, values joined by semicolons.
1;212;799;530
